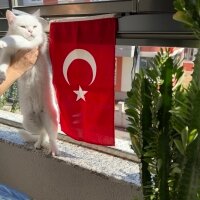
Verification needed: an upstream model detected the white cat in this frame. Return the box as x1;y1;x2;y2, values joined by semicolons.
0;10;59;156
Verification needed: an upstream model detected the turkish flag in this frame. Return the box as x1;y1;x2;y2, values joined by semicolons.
49;17;116;145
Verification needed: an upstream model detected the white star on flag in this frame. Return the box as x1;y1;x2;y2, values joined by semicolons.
73;86;88;101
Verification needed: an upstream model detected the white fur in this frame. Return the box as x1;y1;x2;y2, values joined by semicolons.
0;10;59;156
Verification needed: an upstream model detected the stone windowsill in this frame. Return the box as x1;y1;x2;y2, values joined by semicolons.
0;110;142;200
0;110;139;162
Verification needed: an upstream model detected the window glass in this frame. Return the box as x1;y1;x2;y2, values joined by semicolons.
0;0;9;8
16;0;116;6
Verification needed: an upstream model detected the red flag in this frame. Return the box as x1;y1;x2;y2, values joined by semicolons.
49;17;116;145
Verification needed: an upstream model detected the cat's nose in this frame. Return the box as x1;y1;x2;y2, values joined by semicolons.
28;29;33;34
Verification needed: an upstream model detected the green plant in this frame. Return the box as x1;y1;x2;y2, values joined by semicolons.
173;1;200;199
0;82;19;113
173;0;200;38
9;82;19;112
0;91;8;109
126;1;200;199
172;50;200;200
126;48;200;200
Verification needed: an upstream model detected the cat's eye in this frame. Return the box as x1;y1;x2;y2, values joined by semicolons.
33;25;37;28
20;26;26;28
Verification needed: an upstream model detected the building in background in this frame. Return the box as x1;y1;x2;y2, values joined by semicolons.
114;46;196;128
115;46;196;101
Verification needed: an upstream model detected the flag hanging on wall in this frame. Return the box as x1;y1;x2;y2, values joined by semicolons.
49;16;117;145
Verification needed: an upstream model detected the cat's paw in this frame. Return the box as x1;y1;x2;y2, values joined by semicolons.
0;71;6;84
49;144;59;157
34;141;42;149
51;149;59;157
0;41;7;48
41;141;49;149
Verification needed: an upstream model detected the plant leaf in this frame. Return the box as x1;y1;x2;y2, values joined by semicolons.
174;139;185;155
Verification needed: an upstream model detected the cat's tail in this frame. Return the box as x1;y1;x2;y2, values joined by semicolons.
18;129;38;142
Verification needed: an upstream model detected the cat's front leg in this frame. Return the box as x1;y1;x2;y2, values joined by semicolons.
0;53;10;84
0;64;8;84
0;39;9;84
0;40;7;48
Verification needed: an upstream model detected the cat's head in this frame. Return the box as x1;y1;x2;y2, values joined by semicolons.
6;10;43;41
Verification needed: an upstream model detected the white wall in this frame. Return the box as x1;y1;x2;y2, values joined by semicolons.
121;57;133;92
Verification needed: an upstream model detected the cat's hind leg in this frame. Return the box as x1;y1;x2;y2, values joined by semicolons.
41;111;59;156
34;130;48;149
22;112;45;149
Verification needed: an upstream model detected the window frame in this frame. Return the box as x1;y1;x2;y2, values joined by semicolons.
0;0;198;162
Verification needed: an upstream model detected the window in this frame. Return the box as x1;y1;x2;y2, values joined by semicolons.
16;0;118;6
0;0;198;161
0;0;9;8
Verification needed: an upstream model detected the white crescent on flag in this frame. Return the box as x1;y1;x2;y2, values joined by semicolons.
63;49;97;86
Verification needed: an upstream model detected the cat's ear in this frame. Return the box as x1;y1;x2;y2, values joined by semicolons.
32;9;49;32
6;10;16;25
38;17;50;32
32;9;40;17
